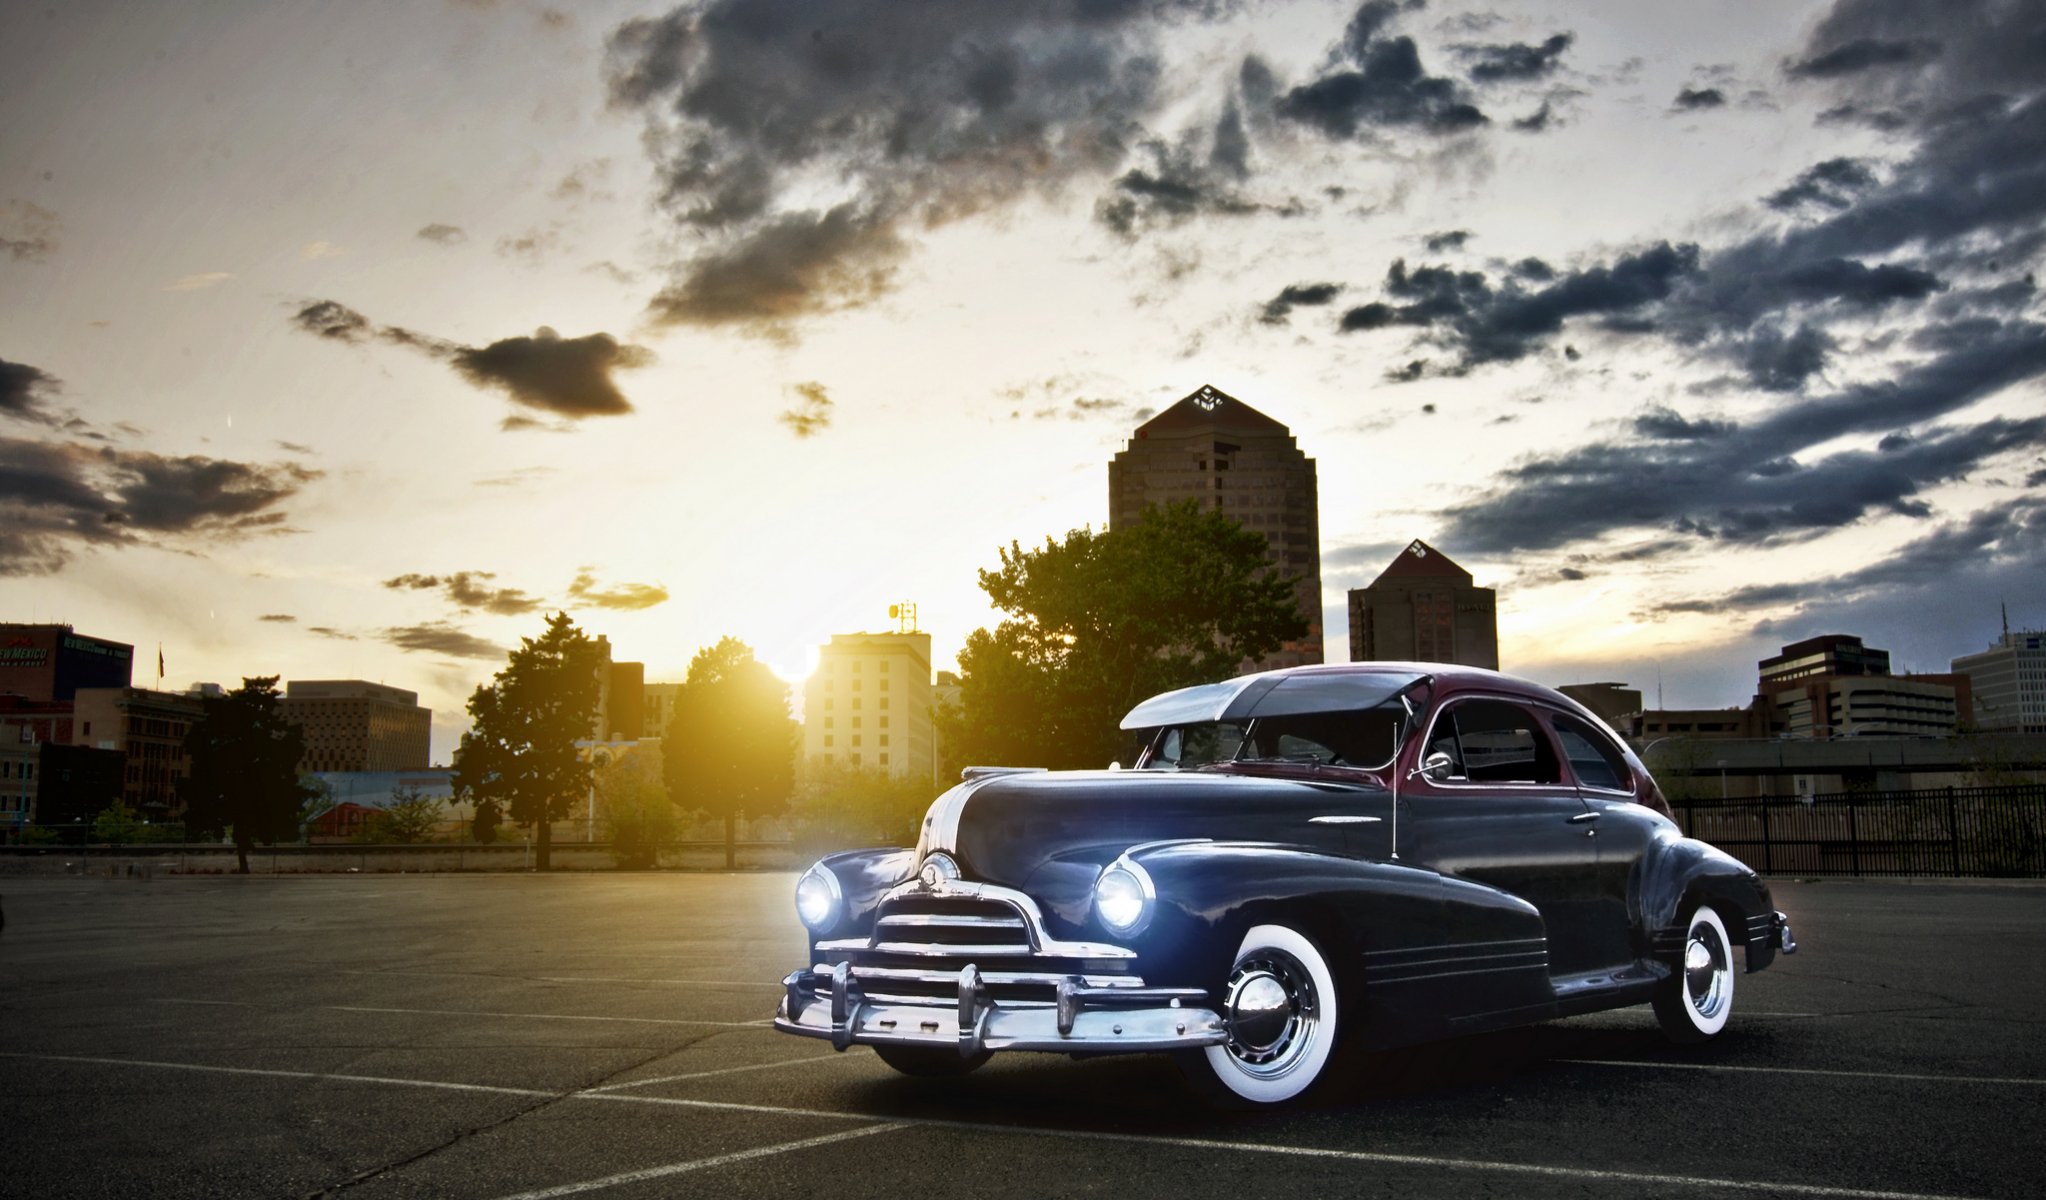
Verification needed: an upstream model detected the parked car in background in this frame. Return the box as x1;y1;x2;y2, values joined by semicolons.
775;662;1798;1105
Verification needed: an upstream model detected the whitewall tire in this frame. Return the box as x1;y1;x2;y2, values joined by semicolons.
1655;905;1736;1043
1180;923;1340;1106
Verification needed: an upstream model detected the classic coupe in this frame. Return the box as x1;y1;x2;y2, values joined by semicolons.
774;663;1797;1105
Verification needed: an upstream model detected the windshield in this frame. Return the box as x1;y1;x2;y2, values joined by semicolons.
1143;700;1406;770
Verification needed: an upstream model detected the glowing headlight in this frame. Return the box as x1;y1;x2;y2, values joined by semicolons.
794;863;843;933
1093;859;1155;938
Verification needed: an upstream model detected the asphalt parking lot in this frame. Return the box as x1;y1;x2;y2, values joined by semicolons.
2;871;2042;1199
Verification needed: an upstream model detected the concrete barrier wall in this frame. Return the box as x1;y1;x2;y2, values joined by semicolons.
0;841;801;875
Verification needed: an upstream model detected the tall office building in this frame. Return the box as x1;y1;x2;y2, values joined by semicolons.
279;680;432;772
1108;384;1323;670
1951;628;2046;733
1347;540;1499;668
802;631;936;783
1758;634;1968;738
0;624;134;702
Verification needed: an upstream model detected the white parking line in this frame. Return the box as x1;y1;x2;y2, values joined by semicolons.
336;969;782;989
327;1004;769;1028
483;1124;906;1200
1555;1058;2046;1087
0;1051;2001;1200
583;1053;859;1091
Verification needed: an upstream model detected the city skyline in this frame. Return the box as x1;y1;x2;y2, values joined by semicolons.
3;0;2042;763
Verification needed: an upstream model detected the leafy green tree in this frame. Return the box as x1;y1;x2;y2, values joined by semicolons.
452;612;604;871
596;744;675;868
361;785;446;844
90;800;142;844
945;499;1308;770
663;637;797;869
182;677;319;873
788;758;939;858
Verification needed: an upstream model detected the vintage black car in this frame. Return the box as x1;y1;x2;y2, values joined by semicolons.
775;663;1797;1105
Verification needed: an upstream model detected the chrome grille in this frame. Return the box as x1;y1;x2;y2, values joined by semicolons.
819;891;1139;1008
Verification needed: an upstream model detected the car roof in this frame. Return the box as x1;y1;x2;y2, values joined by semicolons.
1118;661;1586;730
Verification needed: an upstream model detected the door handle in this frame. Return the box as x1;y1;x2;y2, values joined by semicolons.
1310;815;1382;825
1567;812;1600;824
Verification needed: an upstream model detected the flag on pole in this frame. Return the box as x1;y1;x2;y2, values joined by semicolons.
158;646;165;683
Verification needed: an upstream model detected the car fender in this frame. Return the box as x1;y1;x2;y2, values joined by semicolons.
1123;841;1553;1049
1635;832;1778;972
811;846;915;940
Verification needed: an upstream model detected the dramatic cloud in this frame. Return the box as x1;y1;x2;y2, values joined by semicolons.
1;357;63;426
383;570;541;615
1337;242;1700;365
567;569;670;611
778;381;833;438
606;0;1216;334
1763;157;1878;212
291;301;652;422
1259;282;1344;325
0;435;319;576
1460;33;1573;83
1095;123;1278;238
416;223;467;245
1;199;60;262
383;623;504;660
1672;87;1726;110
1277;3;1487;138
1786;37;1938;80
451;328;653;418
1424;230;1472;253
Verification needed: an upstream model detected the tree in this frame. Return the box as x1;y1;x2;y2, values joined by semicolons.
663;637;797;869
452;612;604;871
361;785;446;844
183;676;319;873
946;499;1308;770
596;744;675;868
788;758;938;858
91;800;142;845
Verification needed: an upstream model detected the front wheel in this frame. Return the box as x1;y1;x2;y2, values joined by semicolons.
873;1043;990;1078
1177;923;1341;1107
1654;905;1736;1043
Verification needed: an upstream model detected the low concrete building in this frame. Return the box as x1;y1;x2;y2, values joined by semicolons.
70;687;205;821
280;681;432;773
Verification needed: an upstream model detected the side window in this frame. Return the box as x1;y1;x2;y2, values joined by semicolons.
1430;700;1562;784
1551;714;1633;793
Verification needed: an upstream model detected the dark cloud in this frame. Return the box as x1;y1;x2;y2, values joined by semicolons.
1;200;60;262
567;569;670;611
1557;567;1587;581
1424;229;1471;253
1786;36;1939;80
275;440;315;455
1336;242;1700;365
1384;359;1426;383
1672;87;1726;110
309;626;357;641
258;613;296;623
451;327;653;419
605;1;1219;335
383;623;504;660
1460;33;1573;83
1511;101;1554;132
1277;8;1488;138
1738;324;1836;391
1763;157;1878;212
0;435;318;576
383;570;541;616
416;223;467;245
1;356;63;426
1094;126;1278;238
1259;282;1344;325
1634;407;1735;441
778;381;833;438
293;301;652;422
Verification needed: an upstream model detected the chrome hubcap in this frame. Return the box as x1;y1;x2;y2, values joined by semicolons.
1223;952;1318;1076
1684;921;1730;1020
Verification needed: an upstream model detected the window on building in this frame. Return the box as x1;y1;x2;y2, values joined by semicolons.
852;717;862;729
852;735;862;747
852;680;861;692
879;735;889;747
823;735;834;747
879;754;889;766
824;717;833;729
880;661;890;673
879;716;889;729
879;698;889;711
880;679;889;692
853;698;862;710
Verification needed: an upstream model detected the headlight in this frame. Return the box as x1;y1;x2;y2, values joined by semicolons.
794;863;843;933
1093;858;1155;938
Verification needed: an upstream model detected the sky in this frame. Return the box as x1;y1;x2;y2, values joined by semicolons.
3;0;2042;763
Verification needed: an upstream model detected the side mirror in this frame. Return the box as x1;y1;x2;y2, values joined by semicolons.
1407;751;1456;782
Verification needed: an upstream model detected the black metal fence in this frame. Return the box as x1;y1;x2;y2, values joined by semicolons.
1676;785;2046;878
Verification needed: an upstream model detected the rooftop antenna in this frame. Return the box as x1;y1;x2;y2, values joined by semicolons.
888;602;918;634
2003;600;2011;640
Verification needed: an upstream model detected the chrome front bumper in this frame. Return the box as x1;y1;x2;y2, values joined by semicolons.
775;961;1227;1057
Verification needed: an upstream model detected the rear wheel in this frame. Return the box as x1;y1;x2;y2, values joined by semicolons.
873;1043;990;1077
1654;905;1736;1043
1177;923;1341;1106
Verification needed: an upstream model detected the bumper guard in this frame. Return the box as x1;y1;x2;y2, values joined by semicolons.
777;962;1226;1057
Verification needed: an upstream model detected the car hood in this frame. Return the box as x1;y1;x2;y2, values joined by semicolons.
915;768;1384;933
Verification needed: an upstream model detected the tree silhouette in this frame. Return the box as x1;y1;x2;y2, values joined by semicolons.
182;676;318;873
945;499;1307;770
663;637;796;869
453;612;604;870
